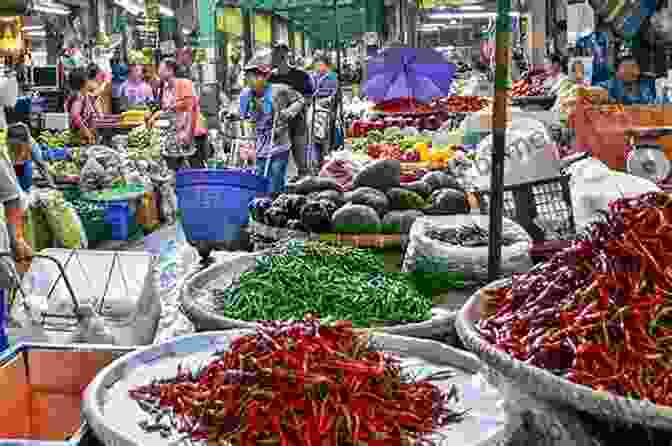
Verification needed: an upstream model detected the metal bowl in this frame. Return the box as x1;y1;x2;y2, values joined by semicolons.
83;331;511;446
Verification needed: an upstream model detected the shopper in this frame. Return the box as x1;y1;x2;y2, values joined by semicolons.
119;63;154;110
68;68;100;145
147;58;208;168
597;57;657;105
311;54;338;98
5;122;54;189
239;55;306;193
270;41;314;179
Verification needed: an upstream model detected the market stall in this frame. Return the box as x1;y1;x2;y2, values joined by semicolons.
0;126;168;249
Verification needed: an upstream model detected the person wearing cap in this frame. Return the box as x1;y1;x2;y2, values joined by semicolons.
270;41;315;179
0;124;35;278
239;54;306;193
5;123;54;190
311;53;338;98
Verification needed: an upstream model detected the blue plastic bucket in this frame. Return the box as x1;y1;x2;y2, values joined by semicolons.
175;169;270;243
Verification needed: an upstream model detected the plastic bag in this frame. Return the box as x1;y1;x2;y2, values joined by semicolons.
470;118;560;189
567;157;660;232
41;190;88;249
402;214;532;282
80;156;106;192
159;182;178;224
319;156;355;190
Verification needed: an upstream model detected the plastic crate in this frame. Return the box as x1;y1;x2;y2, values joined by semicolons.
44;148;70;161
59;187;141;244
104;202;137;241
476;175;575;242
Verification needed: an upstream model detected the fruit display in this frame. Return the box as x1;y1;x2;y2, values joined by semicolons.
249;164;470;235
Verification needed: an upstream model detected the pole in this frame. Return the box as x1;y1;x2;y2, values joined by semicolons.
334;0;343;131
487;0;511;282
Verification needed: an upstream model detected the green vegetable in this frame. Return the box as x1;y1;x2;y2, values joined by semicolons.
213;241;433;327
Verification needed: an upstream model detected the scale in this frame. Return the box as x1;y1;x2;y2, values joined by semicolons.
625;127;672;183
626;144;672;183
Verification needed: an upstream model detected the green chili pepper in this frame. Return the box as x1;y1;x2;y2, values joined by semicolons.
212;244;433;328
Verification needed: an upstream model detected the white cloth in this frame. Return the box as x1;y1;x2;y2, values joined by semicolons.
567;157;660;231
0;76;19;130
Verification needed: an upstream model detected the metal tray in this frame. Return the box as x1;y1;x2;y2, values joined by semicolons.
0;343;136;445
180;251;455;339
83;331;513;446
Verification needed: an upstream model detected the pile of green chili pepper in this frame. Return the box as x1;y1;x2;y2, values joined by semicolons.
212;241;433;327
129;319;466;445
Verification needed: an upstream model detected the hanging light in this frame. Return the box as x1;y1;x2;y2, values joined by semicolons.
33;0;71;15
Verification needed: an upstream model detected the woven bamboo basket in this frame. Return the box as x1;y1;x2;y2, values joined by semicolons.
456;278;672;430
400;161;432;176
248;218;408;249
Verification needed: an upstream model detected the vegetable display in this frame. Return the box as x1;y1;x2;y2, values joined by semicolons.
478;192;672;404
36;129;80;148
349;128;467;169
212;241;433;327
435;96;490;113
128;126;161;161
129;319;466;445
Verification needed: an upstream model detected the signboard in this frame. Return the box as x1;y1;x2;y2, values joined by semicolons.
364;32;377;46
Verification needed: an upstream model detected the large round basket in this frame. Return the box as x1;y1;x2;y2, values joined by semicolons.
249;217;408;249
180;252;455;339
455;278;672;430
83;331;513;446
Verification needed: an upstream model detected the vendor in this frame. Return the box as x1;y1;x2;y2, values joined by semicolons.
147;58;208;168
68;68;100;145
119;64;154;110
239;54;305;193
87;64;113;114
598;57;657;105
0;126;34;272
5;123;54;189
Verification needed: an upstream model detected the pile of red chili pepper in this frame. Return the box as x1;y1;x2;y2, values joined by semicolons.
129;319;466;445
479;192;672;405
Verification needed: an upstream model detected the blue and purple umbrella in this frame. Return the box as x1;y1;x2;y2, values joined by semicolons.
364;47;457;104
